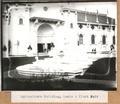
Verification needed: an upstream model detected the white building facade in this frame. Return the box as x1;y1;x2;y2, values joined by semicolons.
2;3;116;58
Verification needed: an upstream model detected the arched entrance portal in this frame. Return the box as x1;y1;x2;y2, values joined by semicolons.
37;23;55;53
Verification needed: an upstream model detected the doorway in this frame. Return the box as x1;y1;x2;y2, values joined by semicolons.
37;23;55;54
37;43;45;53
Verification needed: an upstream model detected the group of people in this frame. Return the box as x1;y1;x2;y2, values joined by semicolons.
44;42;55;53
91;44;115;54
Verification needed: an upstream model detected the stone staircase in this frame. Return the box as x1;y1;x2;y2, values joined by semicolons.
15;48;115;78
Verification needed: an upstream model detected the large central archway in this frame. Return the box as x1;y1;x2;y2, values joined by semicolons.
37;23;55;53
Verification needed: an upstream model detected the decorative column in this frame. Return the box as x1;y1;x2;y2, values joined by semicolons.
85;8;87;22
96;10;99;23
107;9;109;24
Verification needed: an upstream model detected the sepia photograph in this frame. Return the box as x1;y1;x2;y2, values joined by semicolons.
1;1;117;90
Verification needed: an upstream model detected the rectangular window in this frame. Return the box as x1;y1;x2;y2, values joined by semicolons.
91;35;95;44
19;18;23;25
102;35;106;45
70;23;73;28
113;36;115;44
78;34;83;45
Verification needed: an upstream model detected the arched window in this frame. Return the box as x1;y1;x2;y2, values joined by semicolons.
79;24;83;29
78;34;83;45
43;6;48;11
70;23;73;28
19;18;23;25
102;35;106;45
91;35;95;44
102;26;105;30
8;40;11;55
91;25;94;30
112;26;115;31
113;36;115;45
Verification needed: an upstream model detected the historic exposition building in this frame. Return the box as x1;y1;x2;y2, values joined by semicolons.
2;3;116;58
2;3;117;90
